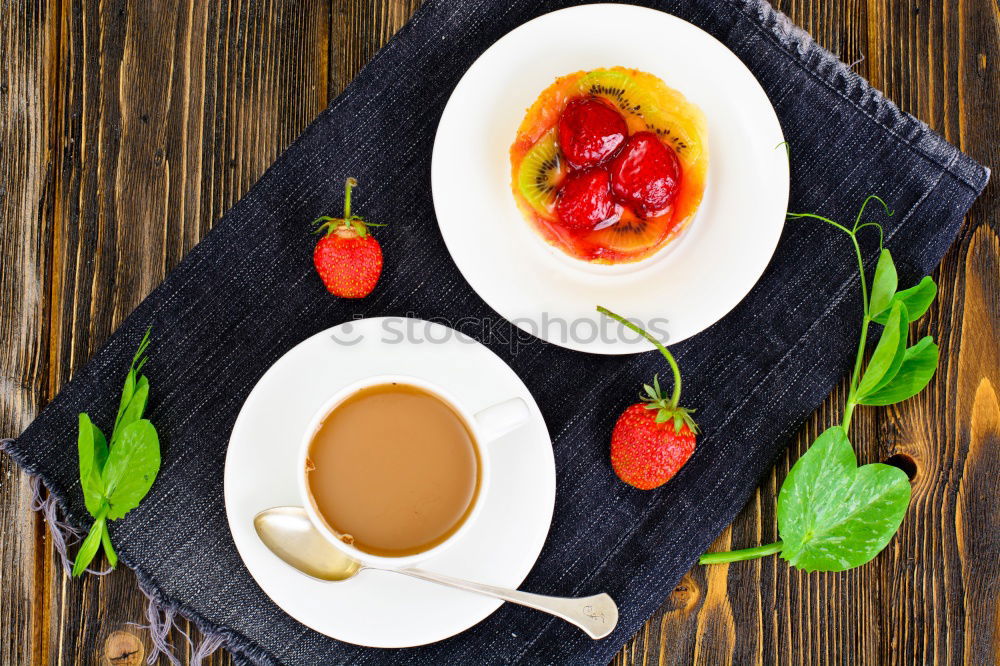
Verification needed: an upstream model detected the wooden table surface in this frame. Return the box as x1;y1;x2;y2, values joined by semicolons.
1;1;996;664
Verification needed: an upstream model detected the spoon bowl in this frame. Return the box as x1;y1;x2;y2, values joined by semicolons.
254;506;362;582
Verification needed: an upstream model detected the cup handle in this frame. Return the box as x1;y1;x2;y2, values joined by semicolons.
473;397;529;442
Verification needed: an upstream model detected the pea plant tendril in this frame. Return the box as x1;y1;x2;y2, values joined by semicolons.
701;196;939;572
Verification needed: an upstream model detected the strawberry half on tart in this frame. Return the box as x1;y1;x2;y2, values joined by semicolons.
510;67;708;264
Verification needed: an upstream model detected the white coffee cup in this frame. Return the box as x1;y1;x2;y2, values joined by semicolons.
297;374;528;569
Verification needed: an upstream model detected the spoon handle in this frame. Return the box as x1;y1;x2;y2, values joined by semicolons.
398;568;618;639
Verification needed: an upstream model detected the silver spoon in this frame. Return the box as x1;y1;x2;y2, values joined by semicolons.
254;506;619;639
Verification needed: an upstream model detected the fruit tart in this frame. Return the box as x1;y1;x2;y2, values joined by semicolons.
510;67;709;264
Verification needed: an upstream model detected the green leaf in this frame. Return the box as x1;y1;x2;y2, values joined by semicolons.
859;337;939;406
868;249;898;318
857;301;908;398
101;524;118;569
102;419;161;520
112;376;148;443
871;301;910;395
77;414;109;517
112;328;151;434
113;371;136;436
777;426;911;571
72;517;105;577
872;276;937;324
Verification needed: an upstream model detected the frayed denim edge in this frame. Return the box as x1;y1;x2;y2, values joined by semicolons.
0;439;279;666
732;0;990;193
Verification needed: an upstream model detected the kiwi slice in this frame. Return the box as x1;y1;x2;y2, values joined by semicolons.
575;69;699;159
586;209;672;256
641;108;700;161
576;69;657;118
516;129;566;220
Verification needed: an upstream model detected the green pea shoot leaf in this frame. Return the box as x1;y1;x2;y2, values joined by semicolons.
74;328;160;576
872;276;936;324
113;375;149;443
71;516;105;578
857;301;908;398
77;413;109;516
777;426;911;572
858;336;939;406
112;328;151;435
868;249;898;318
102;419;161;520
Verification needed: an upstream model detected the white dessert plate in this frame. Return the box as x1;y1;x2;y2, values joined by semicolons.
432;3;788;354
224;317;555;647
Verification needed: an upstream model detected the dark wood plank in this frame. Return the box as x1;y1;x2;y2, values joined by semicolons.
0;1;58;664
330;0;423;95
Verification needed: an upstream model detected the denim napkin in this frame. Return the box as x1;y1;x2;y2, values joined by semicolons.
3;0;987;664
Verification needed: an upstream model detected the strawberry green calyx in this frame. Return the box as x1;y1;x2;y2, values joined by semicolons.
597;305;699;435
640;374;699;434
311;177;386;239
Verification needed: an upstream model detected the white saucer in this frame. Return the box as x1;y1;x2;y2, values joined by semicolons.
224;318;555;647
432;4;788;354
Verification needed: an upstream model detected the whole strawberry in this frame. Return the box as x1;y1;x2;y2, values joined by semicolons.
312;178;384;298
598;306;699;490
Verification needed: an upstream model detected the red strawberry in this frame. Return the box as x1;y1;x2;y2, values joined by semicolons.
312;178;384;298
556;168;623;231
598;306;699;490
558;97;628;169
609;131;681;218
610;398;697;490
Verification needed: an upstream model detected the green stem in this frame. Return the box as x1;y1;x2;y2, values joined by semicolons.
789;207;878;432
101;525;118;569
699;541;783;565
786;212;853;235
853;195;893;233
597;306;682;405
843;233;870;431
854;222;885;249
343;177;358;218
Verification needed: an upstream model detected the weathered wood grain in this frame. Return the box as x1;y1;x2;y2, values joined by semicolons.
0;0;995;664
330;0;423;95
0;2;58;664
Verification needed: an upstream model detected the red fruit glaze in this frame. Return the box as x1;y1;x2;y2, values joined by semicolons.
610;404;696;490
557;97;628;169
609;132;682;218
313;231;383;298
555;168;623;231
